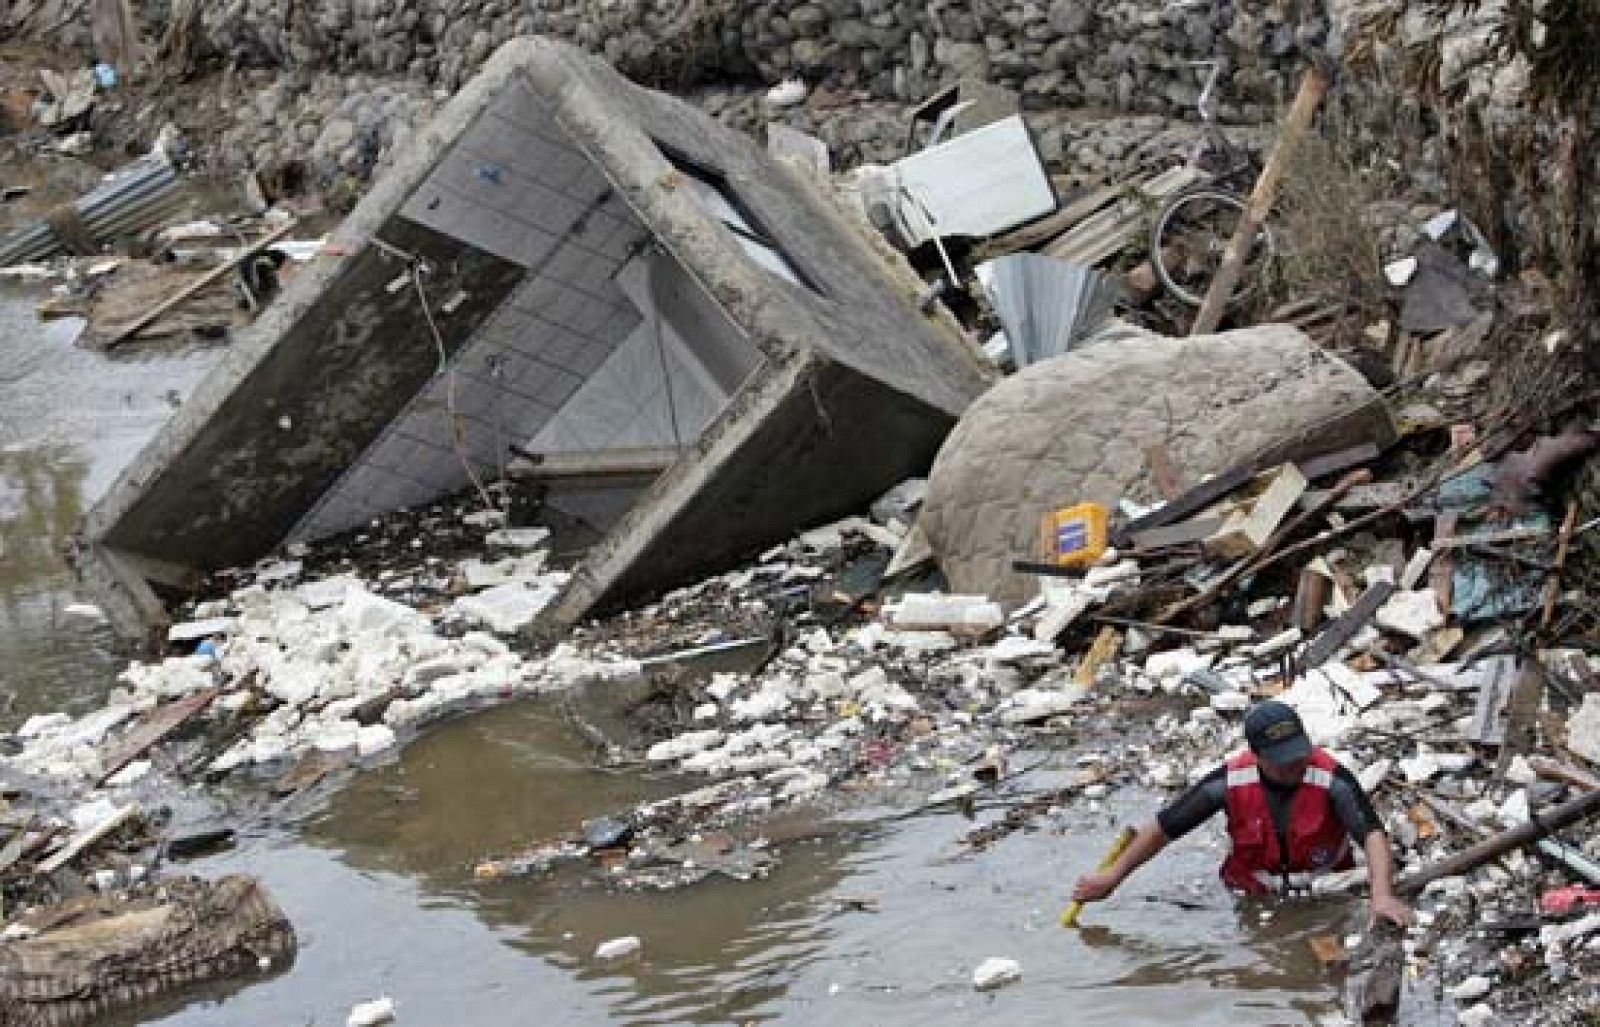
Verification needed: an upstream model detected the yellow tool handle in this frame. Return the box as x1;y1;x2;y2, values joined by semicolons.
1061;825;1137;928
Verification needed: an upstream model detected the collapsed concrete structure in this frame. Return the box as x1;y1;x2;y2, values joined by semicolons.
76;37;991;640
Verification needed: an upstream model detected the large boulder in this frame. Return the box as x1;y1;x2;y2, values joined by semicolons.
920;323;1396;608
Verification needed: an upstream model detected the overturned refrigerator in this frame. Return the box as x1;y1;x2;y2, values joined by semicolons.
75;37;992;641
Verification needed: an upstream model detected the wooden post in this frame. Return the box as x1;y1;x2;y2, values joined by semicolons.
1190;62;1332;336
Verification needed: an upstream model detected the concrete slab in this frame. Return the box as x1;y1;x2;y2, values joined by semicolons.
76;38;991;639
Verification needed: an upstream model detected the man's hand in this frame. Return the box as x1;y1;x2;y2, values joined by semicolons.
1369;892;1413;927
1072;872;1120;904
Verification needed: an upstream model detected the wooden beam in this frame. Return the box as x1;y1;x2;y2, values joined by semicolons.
1190;62;1331;335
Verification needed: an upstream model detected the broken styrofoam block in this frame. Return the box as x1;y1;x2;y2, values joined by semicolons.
647;730;725;763
889;593;1003;633
595;935;642;961
1566;693;1600;765
1357;758;1392;795
62;602;107;621
849;667;920;717
346;996;397;1026
18;712;71;738
1384;256;1419;287
167;617;238;643
1211;691;1250;713
730;681;793;723
460;553;549;591
999;685;1085;724
338;588;424;636
1498;788;1530;827
1143;648;1214;681
1540;912;1600;948
1375;589;1446;639
870;478;928;526
356;724;397;758
972;957;1022;991
1448;976;1492;1002
450;579;564;634
485;526;551;550
297;575;359;610
105;759;152;788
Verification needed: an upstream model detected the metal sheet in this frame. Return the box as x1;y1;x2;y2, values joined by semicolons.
891;115;1055;245
976;252;1116;367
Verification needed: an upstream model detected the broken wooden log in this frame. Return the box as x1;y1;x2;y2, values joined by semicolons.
1395;787;1600;897
1190;61;1332;335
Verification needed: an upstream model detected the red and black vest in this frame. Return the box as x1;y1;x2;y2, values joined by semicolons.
1220;747;1353;895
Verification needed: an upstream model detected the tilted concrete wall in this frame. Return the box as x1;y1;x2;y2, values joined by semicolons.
78;38;991;635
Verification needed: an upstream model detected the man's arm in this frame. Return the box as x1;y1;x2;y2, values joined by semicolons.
1328;766;1412;926
1071;820;1170;902
1070;766;1226;904
1363;826;1413;926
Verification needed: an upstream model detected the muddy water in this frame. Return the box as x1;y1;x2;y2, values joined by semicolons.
1;288;1351;1026
143;698;1349;1026
0;285;219;725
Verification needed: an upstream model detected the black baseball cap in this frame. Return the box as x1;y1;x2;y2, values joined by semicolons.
1244;701;1312;764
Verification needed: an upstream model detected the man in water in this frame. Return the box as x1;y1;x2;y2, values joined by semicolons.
1071;700;1413;926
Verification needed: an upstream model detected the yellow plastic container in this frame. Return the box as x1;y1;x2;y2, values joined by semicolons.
1039;502;1110;569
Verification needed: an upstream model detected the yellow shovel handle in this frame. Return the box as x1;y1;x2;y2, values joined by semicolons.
1061;825;1136;928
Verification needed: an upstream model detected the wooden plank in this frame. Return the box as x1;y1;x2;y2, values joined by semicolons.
1298;581;1396;670
1130;517;1223;552
1437;524;1553;549
1298;442;1381;481
1292;566;1329;634
1528;756;1600;792
1467;655;1519;745
1204;464;1308;559
39;803;140;874
95;688;220;786
104;221;296;349
1073;627;1121;687
974;181;1126;259
1431;511;1458;615
1045;166;1206;266
1118;457;1261;543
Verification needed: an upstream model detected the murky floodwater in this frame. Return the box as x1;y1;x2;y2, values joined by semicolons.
1;286;1350;1025
0;284;219;726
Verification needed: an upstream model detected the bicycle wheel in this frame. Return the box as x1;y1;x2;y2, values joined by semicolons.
1150;186;1275;308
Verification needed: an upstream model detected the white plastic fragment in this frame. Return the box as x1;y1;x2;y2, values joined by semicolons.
765;78;807;107
889;593;1003;632
1449;976;1492;1002
484;527;551;550
595;935;643;961
1375;589;1446;639
346;996;397;1026
972;956;1022;991
167;617;238;643
647;730;725;763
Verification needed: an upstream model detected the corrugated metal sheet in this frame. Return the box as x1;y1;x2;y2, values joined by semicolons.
977;252;1118;367
0;154;183;266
